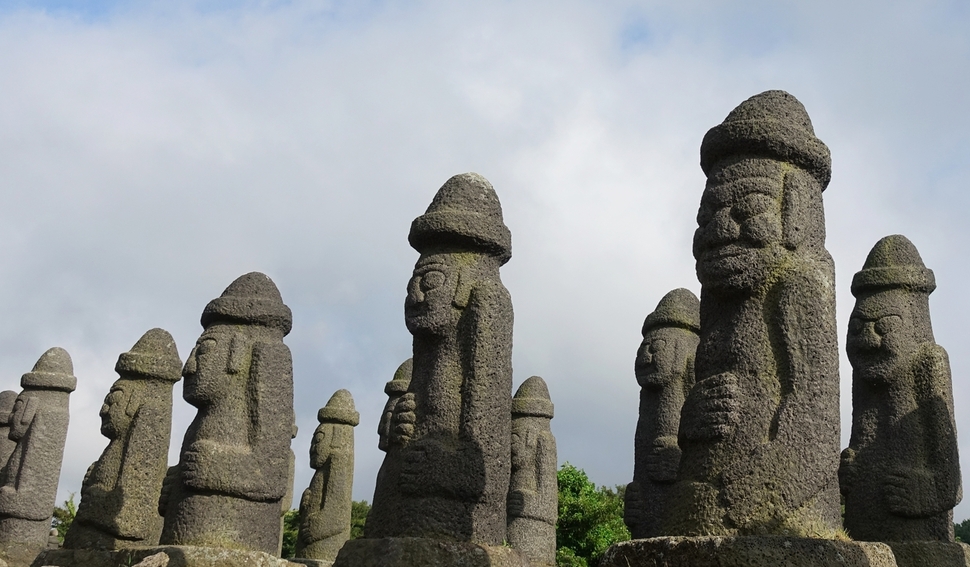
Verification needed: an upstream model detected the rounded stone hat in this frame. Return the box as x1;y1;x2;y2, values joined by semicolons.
642;288;700;336
384;358;412;396
318;389;360;426
22;347;77;392
115;328;183;382
201;272;293;335
851;234;936;296
409;172;512;265
512;376;554;419
701;90;832;189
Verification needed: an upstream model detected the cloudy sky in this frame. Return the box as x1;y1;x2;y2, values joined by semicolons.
1;0;969;523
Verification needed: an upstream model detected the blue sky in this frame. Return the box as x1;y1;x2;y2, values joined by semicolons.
1;0;970;527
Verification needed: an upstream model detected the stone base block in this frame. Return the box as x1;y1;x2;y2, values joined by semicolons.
31;546;305;567
332;537;531;567
600;536;898;567
887;541;970;567
288;559;333;567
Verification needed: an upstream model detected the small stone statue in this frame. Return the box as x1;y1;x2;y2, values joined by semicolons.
378;360;411;452
364;172;515;545
625;288;699;539
507;376;557;567
295;390;359;564
0;348;75;566
159;272;295;555
841;235;961;542
665;91;842;536
64;328;182;550
0;391;19;473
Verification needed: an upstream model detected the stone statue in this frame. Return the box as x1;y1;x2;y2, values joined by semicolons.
64;328;182;550
295;390;359;564
0;391;19;473
841;235;961;542
159;272;295;555
625;288;699;539
507;376;557;567
378;360;411;452
664;91;841;537
363;172;515;545
0;348;75;566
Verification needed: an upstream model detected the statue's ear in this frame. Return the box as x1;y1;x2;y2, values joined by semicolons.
20;397;38;425
227;332;250;375
452;268;473;309
125;388;144;418
781;167;823;250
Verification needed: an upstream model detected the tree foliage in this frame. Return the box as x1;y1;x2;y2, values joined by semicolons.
280;500;370;558
51;493;76;543
351;500;370;539
955;518;970;543
556;463;629;567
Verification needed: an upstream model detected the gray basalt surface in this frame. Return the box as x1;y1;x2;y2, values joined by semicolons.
333;538;530;567
159;272;295;555
664;91;842;536
378;359;412;452
0;391;19;473
32;546;306;567
841;235;962;542
295;390;358;562
0;347;75;567
886;541;970;567
625;288;699;540
65;328;182;550
507;376;557;567
358;172;514;549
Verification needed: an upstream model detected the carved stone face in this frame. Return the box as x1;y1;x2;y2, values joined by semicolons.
694;159;789;292
635;326;689;389
100;382;134;439
8;393;33;441
510;419;530;470
182;326;238;406
309;423;334;469
405;253;463;336
847;290;911;382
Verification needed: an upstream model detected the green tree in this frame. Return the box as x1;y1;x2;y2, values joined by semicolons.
281;508;300;558
351;500;370;539
955;518;970;543
556;463;630;567
51;493;77;543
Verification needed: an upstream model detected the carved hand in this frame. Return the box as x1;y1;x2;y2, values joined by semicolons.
885;466;938;518
838;447;858;492
507;488;537;517
623;481;643;527
644;437;682;482
391;393;417;446
682;372;741;440
399;441;431;494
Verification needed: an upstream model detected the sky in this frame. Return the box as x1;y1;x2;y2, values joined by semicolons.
1;0;970;524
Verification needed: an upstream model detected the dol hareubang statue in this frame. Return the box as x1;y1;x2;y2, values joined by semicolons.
159;272;295;555
64;328;182;550
665;91;842;536
841;235;961;542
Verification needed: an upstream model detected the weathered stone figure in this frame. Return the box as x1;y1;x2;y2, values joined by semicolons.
64;328;182;550
507;376;557;567
841;235;961;542
295;389;359;564
378;359;411;452
0;391;19;473
625;288;699;539
665;91;841;536
363;172;514;546
159;272;295;555
0;348;75;566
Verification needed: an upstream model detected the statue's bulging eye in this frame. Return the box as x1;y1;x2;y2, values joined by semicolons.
875;315;902;336
649;339;667;354
420;271;446;292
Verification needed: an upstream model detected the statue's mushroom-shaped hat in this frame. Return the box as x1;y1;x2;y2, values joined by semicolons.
512;376;554;419
642;288;701;336
851;234;936;296
384;358;412;396
116;328;183;382
202;272;293;335
318;389;360;426
22;347;77;392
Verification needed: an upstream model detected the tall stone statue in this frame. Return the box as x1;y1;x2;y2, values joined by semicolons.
625;288;699;539
0;391;19;473
0;348;75;566
378;360;411;452
64;328;182;550
361;172;515;547
295;389;359;564
507;376;557;567
665;91;841;536
159;272;295;555
841;235;961;542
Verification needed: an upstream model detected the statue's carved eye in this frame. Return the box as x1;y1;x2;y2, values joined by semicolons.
733;192;774;220
874;315;902;336
420;270;446;292
649;339;667;354
848;318;864;335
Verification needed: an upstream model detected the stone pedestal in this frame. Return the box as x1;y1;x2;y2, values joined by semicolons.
288;559;332;567
599;536;898;567
332;537;530;567
886;541;970;567
32;546;304;567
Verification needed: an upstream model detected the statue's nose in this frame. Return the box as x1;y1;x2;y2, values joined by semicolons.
858;323;881;350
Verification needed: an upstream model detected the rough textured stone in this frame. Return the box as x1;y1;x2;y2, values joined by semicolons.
65;328;182;550
378;359;412;452
31;546;305;567
0;392;19;473
333;538;530;567
599;536;898;567
0;348;76;567
625;289;700;539
665;91;841;536
295;390;358;562
841;235;962;542
159;272;295;555
360;173;514;547
507;376;557;567
886;541;970;567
